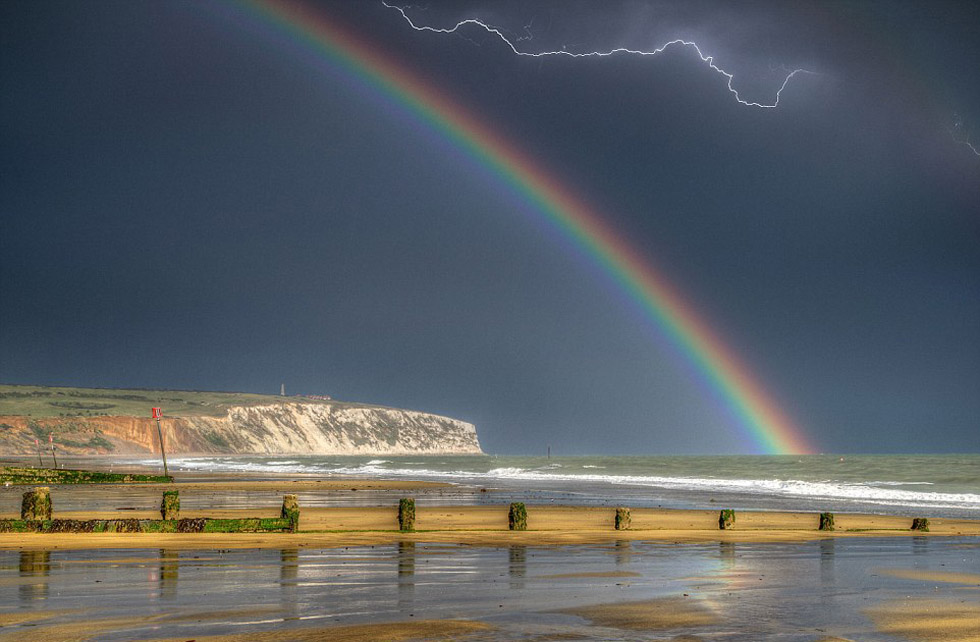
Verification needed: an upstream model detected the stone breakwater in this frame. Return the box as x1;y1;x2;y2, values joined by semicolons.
0;402;483;456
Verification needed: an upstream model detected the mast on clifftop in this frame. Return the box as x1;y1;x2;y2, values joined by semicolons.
151;407;169;478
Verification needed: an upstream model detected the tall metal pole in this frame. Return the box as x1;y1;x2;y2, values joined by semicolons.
49;434;58;468
154;415;169;478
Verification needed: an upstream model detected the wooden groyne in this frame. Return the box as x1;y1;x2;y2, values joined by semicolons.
0;466;172;484
0;489;946;536
0;488;298;534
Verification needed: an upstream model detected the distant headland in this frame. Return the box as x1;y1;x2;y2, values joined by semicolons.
0;384;482;456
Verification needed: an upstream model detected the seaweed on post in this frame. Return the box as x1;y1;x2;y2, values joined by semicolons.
508;502;527;531
398;498;416;532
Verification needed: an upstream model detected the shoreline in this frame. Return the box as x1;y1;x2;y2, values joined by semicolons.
2;475;977;550
1;472;977;641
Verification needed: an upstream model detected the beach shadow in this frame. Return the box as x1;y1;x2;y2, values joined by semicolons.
18;550;50;602
159;549;178;599
509;545;526;590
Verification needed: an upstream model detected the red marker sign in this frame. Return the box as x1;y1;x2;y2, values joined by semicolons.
152;407;162;419
49;434;53;443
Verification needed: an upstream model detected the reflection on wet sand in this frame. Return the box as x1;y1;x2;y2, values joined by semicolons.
0;538;973;641
19;550;49;602
719;541;736;569
398;541;415;612
280;548;298;582
819;538;835;584
912;536;929;555
281;548;299;621
159;549;178;599
509;545;526;590
614;540;631;566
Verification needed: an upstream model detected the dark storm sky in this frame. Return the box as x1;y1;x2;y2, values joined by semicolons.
1;0;978;454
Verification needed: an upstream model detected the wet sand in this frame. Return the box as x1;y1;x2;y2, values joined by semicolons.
1;473;978;640
0;615;493;642
866;599;980;641
559;597;717;630
2;538;977;641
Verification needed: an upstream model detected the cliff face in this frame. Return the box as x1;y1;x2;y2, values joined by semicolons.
0;402;483;456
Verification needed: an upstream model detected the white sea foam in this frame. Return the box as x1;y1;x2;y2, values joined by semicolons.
147;457;980;512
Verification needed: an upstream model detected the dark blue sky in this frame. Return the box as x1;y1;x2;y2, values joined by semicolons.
2;1;978;454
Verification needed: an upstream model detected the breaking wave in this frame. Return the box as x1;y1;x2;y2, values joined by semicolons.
151;456;980;513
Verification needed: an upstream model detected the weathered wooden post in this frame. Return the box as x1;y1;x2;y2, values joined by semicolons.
718;509;736;530
615;507;631;530
911;518;930;532
161;490;180;520
508;502;527;531
21;487;52;521
398;498;416;532
818;512;835;531
281;494;300;532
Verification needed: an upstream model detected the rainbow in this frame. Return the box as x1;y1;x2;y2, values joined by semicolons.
230;0;815;454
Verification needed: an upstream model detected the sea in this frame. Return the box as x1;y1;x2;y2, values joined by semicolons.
138;453;980;519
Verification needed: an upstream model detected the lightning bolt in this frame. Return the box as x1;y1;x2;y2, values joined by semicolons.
950;121;980;157
382;2;815;109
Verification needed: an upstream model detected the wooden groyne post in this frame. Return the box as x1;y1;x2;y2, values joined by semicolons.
911;518;930;532
508;503;527;531
819;512;835;531
398;498;416;532
615;507;631;530
718;509;736;530
281;494;300;532
161;491;180;520
21;487;52;521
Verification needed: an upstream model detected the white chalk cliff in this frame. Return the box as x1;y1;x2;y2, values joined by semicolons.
0;401;483;456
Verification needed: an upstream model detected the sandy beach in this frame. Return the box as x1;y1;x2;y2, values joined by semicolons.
1;473;977;641
2;477;978;550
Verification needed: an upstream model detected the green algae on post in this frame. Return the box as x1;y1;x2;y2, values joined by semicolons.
281;494;300;532
615;507;631;530
21;487;52;521
911;518;930;532
398;498;416;532
509;502;527;531
161;491;180;520
718;509;736;530
819;512;835;531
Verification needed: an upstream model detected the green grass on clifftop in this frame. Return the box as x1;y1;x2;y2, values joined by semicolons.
0;384;341;418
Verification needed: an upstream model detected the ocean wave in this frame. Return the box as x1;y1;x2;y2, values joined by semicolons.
339;466;978;510
144;457;980;511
